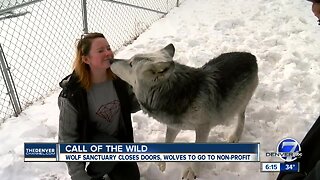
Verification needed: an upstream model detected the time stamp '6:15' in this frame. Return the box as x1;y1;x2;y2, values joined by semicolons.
261;162;300;172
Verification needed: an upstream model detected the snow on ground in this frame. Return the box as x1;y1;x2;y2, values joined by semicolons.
0;0;319;179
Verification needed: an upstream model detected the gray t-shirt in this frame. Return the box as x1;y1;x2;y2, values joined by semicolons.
87;80;121;136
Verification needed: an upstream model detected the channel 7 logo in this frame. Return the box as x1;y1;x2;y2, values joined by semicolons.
266;138;302;162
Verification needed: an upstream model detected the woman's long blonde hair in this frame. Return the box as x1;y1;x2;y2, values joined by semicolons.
73;32;115;91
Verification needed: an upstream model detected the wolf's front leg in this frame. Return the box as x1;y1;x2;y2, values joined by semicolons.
182;125;211;179
157;126;181;172
182;164;200;179
228;111;245;143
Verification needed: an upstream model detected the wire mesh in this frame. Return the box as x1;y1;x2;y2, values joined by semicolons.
1;0;34;10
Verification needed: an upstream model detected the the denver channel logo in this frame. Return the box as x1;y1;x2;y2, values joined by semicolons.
266;138;302;162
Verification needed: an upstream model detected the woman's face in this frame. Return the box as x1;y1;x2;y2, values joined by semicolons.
84;37;114;70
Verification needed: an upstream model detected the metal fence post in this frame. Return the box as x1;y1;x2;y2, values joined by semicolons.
81;0;88;33
0;44;22;116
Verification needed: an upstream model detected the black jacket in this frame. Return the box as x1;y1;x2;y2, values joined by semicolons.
59;72;140;143
277;115;320;180
58;72;140;180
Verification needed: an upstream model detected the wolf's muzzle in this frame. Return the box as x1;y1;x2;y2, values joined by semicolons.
110;58;121;64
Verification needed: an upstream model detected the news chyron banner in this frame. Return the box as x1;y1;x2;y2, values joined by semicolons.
25;143;260;162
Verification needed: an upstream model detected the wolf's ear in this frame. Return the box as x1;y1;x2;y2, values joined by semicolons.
152;61;174;75
162;44;175;58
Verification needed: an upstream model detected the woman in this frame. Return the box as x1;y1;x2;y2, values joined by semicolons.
58;32;140;180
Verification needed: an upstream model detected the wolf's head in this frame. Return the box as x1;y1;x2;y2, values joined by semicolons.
110;44;175;91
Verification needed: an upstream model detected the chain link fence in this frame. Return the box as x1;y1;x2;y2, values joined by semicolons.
0;0;185;122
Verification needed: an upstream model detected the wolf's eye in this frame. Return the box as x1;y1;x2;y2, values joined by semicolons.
158;67;169;74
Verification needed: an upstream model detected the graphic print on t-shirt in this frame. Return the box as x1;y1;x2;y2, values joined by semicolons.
96;100;120;122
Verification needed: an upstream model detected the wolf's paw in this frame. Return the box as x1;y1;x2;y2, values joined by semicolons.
157;162;166;172
182;167;197;179
228;134;240;143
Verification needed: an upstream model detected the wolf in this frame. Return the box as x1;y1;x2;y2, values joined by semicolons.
110;44;258;179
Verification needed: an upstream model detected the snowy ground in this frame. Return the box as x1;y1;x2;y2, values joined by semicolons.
0;0;320;179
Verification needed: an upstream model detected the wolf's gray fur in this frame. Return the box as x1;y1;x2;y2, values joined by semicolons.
111;44;258;179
